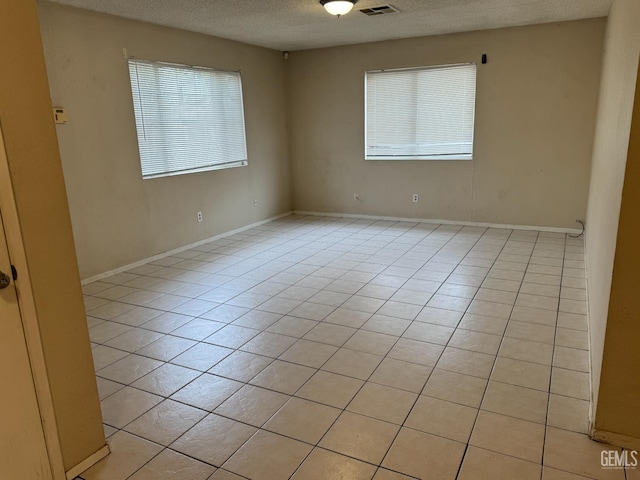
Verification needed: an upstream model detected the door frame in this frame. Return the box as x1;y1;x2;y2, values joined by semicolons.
0;122;66;479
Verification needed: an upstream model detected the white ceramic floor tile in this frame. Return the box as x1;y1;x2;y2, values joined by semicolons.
405;395;477;443
249;360;316;394
481;381;548;424
128;449;215;480
347;382;417;425
291;448;377;480
321;348;383;380
124;399;207;445
458;446;542;480
84;218;592;480
470;410;545;463
170;373;243;411
320;411;399;464
263;397;341;444
171;414;257;466
97;354;164;385
131;363;201;397
214;384;289;427
222;430;313;480
101;386;163;429
83;431;163;480
381;427;466;479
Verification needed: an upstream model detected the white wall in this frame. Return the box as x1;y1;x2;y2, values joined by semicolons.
585;0;640;431
286;20;605;229
37;1;292;279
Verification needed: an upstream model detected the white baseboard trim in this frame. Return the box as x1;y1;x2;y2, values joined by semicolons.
591;428;640;451
82;209;581;285
66;444;110;480
293;210;583;235
81;211;293;285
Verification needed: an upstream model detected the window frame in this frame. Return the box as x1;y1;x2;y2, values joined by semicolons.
364;62;477;162
127;58;249;180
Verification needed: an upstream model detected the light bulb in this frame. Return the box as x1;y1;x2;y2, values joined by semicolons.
322;1;355;17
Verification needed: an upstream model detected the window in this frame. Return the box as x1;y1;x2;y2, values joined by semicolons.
365;63;477;161
128;59;248;179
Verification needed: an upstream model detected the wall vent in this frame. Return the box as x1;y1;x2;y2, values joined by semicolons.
359;5;400;16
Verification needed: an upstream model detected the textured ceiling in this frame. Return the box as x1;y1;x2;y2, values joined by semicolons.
47;0;612;51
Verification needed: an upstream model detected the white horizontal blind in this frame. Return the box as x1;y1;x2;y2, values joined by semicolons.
366;64;477;160
128;59;248;179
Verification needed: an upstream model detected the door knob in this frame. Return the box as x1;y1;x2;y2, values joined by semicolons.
0;271;10;289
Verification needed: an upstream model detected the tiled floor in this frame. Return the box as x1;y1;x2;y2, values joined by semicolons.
80;215;633;480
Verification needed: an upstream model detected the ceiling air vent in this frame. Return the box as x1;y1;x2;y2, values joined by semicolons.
359;5;399;16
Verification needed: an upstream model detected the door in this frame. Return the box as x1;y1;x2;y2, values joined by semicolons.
0;169;52;478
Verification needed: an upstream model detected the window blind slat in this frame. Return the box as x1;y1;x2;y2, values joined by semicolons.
128;59;248;178
365;64;477;160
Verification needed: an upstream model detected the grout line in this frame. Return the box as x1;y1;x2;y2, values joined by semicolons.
541;232;567;480
378;227;502;480
452;228;540;479
85;215;588;479
99;216;422;477
287;223;469;480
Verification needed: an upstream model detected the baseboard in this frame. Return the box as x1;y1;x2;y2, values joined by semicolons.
591;428;640;451
293;210;583;234
81;211;292;285
66;444;110;480
82;209;581;285
584;256;596;432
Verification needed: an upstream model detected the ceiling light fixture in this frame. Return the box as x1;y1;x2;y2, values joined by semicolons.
320;0;358;17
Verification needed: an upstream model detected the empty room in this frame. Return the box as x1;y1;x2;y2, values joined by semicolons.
1;0;640;479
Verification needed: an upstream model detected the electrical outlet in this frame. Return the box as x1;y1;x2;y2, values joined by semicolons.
412;194;419;203
197;211;203;222
253;198;258;207
354;193;360;201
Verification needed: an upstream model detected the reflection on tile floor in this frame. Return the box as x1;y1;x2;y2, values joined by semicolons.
81;215;632;480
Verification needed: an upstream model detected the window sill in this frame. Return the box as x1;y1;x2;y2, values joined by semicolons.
365;156;473;161
142;160;248;180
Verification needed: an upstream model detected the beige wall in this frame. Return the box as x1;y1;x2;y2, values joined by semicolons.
0;0;104;473
37;1;291;279
584;0;640;434
586;0;640;444
287;20;604;229
595;60;640;444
